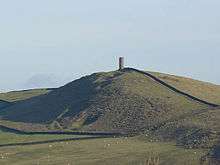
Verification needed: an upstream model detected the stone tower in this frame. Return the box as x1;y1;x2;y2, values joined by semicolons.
119;57;124;70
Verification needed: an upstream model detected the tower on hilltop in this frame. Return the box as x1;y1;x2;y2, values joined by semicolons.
119;57;124;70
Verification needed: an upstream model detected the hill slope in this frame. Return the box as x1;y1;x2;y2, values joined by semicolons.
150;71;220;105
0;69;213;133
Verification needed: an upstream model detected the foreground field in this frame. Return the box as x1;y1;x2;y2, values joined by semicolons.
0;130;93;145
0;135;207;165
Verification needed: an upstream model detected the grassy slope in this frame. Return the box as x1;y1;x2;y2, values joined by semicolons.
0;120;48;132
150;71;220;105
0;136;207;165
0;70;209;133
81;70;208;132
0;130;89;145
0;89;51;102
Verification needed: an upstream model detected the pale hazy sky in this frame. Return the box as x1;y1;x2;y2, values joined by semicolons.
0;0;220;91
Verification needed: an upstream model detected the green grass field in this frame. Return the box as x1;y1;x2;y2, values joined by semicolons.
0;131;208;165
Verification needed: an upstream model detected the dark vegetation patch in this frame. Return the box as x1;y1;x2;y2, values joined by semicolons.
203;142;220;165
0;100;11;109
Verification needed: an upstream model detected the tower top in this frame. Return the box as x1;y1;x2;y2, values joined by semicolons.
119;57;124;70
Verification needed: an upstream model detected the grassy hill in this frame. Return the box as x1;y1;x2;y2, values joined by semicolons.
0;68;220;164
0;69;213;132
